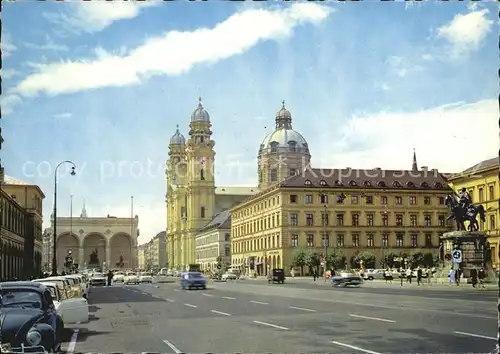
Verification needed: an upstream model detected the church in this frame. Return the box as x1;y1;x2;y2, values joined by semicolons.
165;99;311;269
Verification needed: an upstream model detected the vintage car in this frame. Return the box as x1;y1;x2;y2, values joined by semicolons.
180;272;207;290
331;272;363;287
89;272;107;286
64;274;89;299
32;277;76;299
37;281;89;325
113;272;125;283
124;272;140;285
139;272;153;283
46;276;82;298
0;281;64;353
268;269;285;284
221;272;237;281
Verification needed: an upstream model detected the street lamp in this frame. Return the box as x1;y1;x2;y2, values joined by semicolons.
51;161;76;276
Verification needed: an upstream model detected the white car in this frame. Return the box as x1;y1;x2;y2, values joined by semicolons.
139;272;153;283
89;272;107;286
124;272;140;284
40;281;89;324
113;272;125;282
64;274;90;299
222;272;237;280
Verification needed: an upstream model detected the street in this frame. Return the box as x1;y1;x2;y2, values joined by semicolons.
65;279;498;353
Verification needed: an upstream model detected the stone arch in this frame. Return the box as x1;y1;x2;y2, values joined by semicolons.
56;232;79;270
109;233;132;269
83;233;106;268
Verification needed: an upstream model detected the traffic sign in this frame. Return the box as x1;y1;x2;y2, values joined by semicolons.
452;249;462;264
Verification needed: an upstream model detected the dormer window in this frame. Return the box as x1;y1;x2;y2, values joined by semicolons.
435;182;443;188
421;182;429;188
377;181;386;187
270;142;278;153
288;141;297;152
364;181;372;187
304;180;312;186
335;180;343;186
406;181;415;187
393;181;402;188
349;180;357;186
319;180;327;186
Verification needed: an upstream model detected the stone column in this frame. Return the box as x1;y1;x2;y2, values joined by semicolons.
78;247;84;268
106;242;111;269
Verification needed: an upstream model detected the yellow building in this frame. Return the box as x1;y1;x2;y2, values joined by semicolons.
194;209;232;272
1;173;46;280
137;244;146;270
165;98;258;270
447;157;499;266
230;105;453;274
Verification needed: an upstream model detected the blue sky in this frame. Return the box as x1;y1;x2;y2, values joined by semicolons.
2;1;497;244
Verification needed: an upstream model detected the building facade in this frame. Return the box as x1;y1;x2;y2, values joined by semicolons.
53;204;139;271
1;174;45;280
165;98;258;270
42;227;52;272
194;209;231;272
137;244;146;270
447;157;499;266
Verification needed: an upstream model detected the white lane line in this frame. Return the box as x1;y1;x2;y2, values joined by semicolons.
331;341;381;354
184;303;197;308
67;329;79;353
222;296;235;300
253;320;289;330
211;310;231;316
349;314;395;323
453;331;496;340
201;293;214;297
163;339;183;354
165;298;175;303
289;306;316;312
250;300;269;305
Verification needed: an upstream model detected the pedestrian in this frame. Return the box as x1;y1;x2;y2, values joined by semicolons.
448;268;455;285
470;267;478;288
107;269;114;286
416;266;422;286
426;267;433;285
312;269;317;282
406;268;412;284
455;268;461;286
290;267;295;282
478;267;486;289
399;267;404;287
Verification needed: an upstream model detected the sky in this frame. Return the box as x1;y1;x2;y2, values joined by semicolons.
2;1;497;245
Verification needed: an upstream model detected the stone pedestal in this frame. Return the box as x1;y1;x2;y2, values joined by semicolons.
440;231;492;278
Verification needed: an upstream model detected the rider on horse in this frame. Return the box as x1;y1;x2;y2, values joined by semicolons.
458;187;472;211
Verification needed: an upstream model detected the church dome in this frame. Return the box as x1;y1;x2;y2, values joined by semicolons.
190;97;210;122
259;101;309;154
170;125;186;145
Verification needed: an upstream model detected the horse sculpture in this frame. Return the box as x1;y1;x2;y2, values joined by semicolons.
444;194;486;231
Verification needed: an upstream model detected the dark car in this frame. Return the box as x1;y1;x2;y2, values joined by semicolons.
331;272;363;287
180;272;207;290
0;281;64;353
268;269;285;284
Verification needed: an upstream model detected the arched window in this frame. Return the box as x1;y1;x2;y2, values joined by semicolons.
335;180;343;186
270;169;278;182
288;141;297;152
393;181;401;187
364;181;372;187
421;182;429;188
435;182;443;188
319;180;327;186
349;180;357;186
270;142;279;153
304;180;312;186
406;181;415;187
377;181;386;187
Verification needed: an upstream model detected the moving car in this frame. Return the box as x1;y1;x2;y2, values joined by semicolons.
180;272;207;290
89;272;107;286
221;272;237;281
0;281;64;353
113;272;125;283
268;269;285;284
331;272;363;287
37;281;89;324
124;272;140;285
139;272;153;283
363;269;386;281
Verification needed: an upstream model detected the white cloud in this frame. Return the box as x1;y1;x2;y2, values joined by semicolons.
1;94;23;115
44;1;161;34
2;33;17;58
386;55;424;78
53;112;72;119
24;35;69;51
437;9;493;57
2;68;21;79
315;99;496;173
16;4;333;98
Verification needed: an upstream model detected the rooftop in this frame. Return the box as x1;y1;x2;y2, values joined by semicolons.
215;186;259;195
4;175;33;186
200;209;231;232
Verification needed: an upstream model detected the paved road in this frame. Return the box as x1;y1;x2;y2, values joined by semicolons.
67;281;498;353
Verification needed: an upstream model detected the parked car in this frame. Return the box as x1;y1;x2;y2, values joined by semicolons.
0;281;64;353
363;269;386;281
89;272;107;286
64;274;89;299
180;272;207;290
222;272;237;281
113;272;125;283
34;277;77;298
37;281;89;324
139;272;153;283
124;272;140;285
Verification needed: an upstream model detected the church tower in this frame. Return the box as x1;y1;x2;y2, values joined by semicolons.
166;125;187;269
185;97;216;266
412;148;418;172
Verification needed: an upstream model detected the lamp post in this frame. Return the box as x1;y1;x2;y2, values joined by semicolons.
51;161;76;276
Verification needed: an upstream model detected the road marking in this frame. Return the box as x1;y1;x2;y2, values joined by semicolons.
165;298;175;303
331;341;381;354
67;329;79;353
453;331;496;340
222;296;235;300
163;339;183;354
253;320;288;330
289;306;316;312
184;303;197;308
349;314;395;323
211;310;231;316
174;289;180;292
250;300;269;305
201;293;214;297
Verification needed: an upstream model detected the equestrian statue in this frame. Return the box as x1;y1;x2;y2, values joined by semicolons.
445;187;486;231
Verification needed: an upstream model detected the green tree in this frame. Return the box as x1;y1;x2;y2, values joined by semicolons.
326;251;346;269
351;251;376;269
422;252;437;267
382;252;397;268
292;248;307;275
306;251;321;274
409;252;425;267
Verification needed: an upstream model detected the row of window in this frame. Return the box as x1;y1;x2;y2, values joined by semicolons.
232;233;281;255
195;244;231;260
1;196;27;236
475;184;496;203
195;233;230;247
292;193;447;206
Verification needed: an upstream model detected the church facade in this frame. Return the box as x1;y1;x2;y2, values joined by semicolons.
53;203;139;271
165;99;258;269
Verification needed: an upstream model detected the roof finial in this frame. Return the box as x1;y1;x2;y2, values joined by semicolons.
176;124;179;131
198;96;203;107
412;148;418;172
282;100;285;109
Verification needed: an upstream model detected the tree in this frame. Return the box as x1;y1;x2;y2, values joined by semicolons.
382;252;397;268
326;251;346;269
306;251;321;274
408;252;425;267
351;251;376;269
292;248;307;275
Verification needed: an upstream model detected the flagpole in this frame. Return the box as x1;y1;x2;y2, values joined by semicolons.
131;196;134;268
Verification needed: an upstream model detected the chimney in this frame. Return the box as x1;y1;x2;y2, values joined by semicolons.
421;166;428;172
